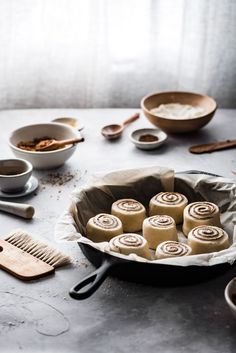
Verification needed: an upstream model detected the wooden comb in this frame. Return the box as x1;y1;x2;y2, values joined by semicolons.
0;230;71;280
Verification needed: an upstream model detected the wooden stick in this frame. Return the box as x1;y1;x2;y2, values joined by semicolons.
0;200;35;219
189;139;236;154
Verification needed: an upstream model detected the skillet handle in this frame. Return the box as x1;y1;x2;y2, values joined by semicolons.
69;259;112;300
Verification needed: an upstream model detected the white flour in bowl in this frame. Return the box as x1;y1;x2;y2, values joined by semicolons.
150;103;205;119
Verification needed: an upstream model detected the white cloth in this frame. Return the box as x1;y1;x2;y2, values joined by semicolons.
0;0;235;109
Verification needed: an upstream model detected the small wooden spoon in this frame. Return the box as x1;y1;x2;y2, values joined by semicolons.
101;113;140;140
35;137;84;152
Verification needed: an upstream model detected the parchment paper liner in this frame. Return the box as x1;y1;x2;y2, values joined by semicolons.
55;166;236;267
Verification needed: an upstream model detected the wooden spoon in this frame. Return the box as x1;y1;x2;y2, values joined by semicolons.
189;139;236;154
101;113;140;140
35;137;84;152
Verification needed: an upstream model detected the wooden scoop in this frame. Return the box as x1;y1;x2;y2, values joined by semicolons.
35;137;84;151
189;139;236;154
101;113;140;140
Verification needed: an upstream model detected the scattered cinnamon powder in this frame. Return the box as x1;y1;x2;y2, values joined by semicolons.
39;169;87;188
40;171;75;186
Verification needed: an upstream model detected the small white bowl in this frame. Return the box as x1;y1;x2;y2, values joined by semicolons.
129;128;167;150
9;123;80;170
0;158;32;193
225;277;236;319
51;117;84;131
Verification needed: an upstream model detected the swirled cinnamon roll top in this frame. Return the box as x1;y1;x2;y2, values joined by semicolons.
143;215;177;249
190;225;224;241
86;213;123;243
183;202;221;236
149;192;188;224
111;199;146;232
153;192;187;205
147;215;175;228
156;241;192;259
110;233;144;249
109;233;151;260
93;214;121;229
188;225;229;254
114;199;144;212
186;202;219;219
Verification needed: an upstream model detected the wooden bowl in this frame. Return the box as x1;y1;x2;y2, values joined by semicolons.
141;91;217;134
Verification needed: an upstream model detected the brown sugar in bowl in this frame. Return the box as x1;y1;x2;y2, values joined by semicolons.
141;91;217;134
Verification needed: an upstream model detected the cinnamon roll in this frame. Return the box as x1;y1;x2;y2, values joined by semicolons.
149;192;188;224
188;225;229;254
155;240;192;259
143;215;177;249
109;233;151;260
111;199;146;232
182;201;221;236
86;213;123;242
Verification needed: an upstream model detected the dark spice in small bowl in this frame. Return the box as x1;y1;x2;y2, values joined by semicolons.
138;134;159;143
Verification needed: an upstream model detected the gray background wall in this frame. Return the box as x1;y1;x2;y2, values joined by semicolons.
0;0;235;109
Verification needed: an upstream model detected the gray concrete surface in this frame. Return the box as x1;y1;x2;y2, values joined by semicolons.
0;109;236;353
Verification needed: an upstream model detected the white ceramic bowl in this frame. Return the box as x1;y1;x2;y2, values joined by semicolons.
224;277;236;319
0;158;32;192
129;128;167;150
51;117;84;131
9;123;80;170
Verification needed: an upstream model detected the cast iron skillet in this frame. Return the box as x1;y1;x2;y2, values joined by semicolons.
69;170;234;300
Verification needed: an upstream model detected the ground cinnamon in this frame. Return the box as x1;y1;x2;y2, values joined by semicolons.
138;134;158;142
17;137;62;152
